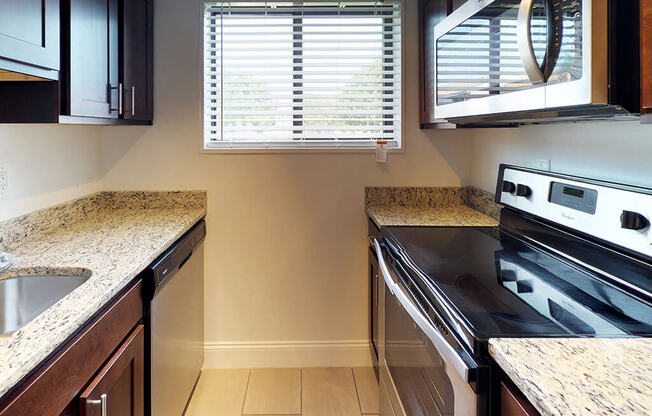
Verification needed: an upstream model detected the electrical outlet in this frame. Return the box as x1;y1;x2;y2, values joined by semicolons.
534;159;551;171
0;165;8;198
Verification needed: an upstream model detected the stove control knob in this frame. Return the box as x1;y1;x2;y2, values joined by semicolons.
502;180;516;193
517;280;533;294
516;184;532;198
500;270;518;282
620;211;650;231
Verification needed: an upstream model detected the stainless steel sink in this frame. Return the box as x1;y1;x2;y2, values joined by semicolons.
0;273;91;339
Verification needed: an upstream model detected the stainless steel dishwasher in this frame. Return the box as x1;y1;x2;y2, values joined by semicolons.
143;219;205;416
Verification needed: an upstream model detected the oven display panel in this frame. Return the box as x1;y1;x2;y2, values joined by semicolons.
549;182;598;214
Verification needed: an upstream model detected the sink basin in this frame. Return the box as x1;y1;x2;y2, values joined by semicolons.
0;273;91;340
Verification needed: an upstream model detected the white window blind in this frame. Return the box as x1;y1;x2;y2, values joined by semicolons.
203;0;402;149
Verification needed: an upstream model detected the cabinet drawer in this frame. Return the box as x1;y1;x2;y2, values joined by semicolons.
80;325;144;416
501;381;540;416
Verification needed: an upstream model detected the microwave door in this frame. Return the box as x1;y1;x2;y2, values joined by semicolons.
433;0;548;120
546;0;607;109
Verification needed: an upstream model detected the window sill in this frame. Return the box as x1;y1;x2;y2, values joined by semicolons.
200;144;404;155
201;141;402;155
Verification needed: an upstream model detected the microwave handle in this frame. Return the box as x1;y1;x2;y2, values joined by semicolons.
517;0;546;83
373;239;475;382
517;0;564;83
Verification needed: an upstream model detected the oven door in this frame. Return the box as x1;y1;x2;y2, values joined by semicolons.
375;240;484;416
433;0;592;120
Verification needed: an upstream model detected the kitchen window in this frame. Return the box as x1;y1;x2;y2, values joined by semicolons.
203;0;402;150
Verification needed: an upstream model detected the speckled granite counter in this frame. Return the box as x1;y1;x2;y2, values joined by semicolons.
0;191;206;398
365;186;500;227
490;338;652;416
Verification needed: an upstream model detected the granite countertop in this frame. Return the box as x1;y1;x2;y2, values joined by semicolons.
365;186;500;227
0;191;206;398
490;338;652;416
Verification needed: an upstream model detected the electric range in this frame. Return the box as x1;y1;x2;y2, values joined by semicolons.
375;164;652;416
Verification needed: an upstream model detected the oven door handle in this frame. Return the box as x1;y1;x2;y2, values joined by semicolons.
374;239;476;382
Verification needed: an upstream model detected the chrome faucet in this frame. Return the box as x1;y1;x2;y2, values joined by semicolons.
0;253;15;272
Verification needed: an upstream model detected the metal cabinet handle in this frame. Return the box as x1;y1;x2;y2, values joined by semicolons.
109;83;124;115
87;393;108;416
131;86;136;116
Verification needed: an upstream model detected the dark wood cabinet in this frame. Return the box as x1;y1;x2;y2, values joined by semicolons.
123;0;154;121
0;0;60;79
501;381;540;416
0;280;143;416
418;0;449;128
642;0;652;121
79;325;144;416
450;0;466;12
66;0;119;118
63;0;152;122
0;0;153;124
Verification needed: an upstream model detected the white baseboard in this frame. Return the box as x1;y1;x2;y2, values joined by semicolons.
203;340;373;369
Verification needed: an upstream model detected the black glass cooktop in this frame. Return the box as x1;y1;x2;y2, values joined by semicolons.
384;226;652;341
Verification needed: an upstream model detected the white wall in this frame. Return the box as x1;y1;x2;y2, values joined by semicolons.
100;0;473;366
0;125;102;221
469;122;652;192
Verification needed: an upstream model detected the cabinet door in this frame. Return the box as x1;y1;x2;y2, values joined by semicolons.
79;325;144;416
501;381;540;416
0;0;59;77
450;0;466;12
643;0;652;119
123;0;153;121
418;0;448;127
69;0;119;118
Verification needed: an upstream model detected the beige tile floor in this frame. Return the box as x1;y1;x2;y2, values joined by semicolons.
185;368;379;416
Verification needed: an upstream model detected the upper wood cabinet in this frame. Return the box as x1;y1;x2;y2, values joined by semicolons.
643;0;652;122
123;0;154;121
418;0;449;128
61;0;153;122
0;0;60;79
450;0;466;12
65;0;120;118
0;0;153;125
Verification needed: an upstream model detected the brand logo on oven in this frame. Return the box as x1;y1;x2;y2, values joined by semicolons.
561;212;575;221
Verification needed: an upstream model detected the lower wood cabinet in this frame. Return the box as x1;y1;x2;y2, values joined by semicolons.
0;280;143;416
79;325;144;416
501;381;540;416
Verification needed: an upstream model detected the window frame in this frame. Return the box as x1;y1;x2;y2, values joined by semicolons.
200;0;406;154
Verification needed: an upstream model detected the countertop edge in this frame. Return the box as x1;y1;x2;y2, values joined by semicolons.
489;341;557;416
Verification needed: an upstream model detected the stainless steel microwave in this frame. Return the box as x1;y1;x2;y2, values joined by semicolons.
432;0;640;125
